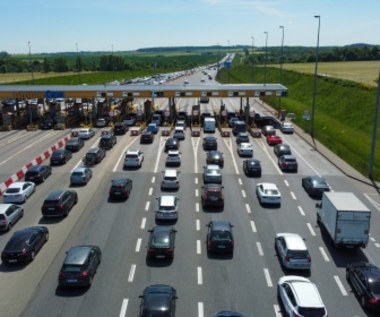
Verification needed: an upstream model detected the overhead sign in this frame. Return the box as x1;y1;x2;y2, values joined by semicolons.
45;90;64;99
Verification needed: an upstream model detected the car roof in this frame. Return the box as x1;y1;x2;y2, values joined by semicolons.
258;182;278;190
45;190;66;200
126;149;140;154
281;155;296;160
240;143;252;147
164;169;178;176
151;226;175;236
276;233;308;251
167;150;180;155
158;195;177;206
112;177;130;185
143;284;175;295
87;147;101;153
64;246;96;265
0;204;17;214
290;281;324;307
245;159;261;165
210;220;232;231
28;164;44;171
206;164;220;170
72;167;87;173
7;182;27;189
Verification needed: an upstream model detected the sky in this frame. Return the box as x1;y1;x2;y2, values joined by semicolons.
2;0;379;54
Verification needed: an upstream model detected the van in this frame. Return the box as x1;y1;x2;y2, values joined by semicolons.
147;123;159;134
161;170;180;190
203;117;216;133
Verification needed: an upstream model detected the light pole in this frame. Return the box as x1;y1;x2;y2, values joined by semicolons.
28;41;35;84
227;40;231;83
279;26;285;118
75;42;81;84
264;31;268;85
310;15;321;138
250;36;255;82
111;44;115;81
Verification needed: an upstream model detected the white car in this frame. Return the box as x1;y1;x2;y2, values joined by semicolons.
3;182;36;204
256;182;281;205
280;122;294;134
78;128;95;139
96;118;107;127
166;150;181;166
155;195;179;221
124;149;144;168
203;165;222;184
278;276;328;317
237;142;253;157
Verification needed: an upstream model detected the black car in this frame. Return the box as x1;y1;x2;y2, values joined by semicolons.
236;132;249;144
109;177;133;200
138;284;177;317
114;122;128;135
24;164;52;183
40;118;56;129
147;226;177;259
273;143;291;157
99;134;117;150
346;261;380;311
214;311;246;317
41;189;78;217
58;245;102;288
164;138;179;152
206;220;234;254
278;155;298;172
206;150;224;168
1;226;49;264
50;149;72;165
302;176;330;198
140;131;154;144
243;159;262;177
203;136;218;151
83;147;106;165
65;137;85;152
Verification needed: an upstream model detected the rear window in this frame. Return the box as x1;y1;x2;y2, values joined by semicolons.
264;189;279;195
211;231;232;241
164;176;177;181
72;171;83;176
5;188;20;194
287;250;309;258
298;307;326;317
126;154;137;159
44;199;59;206
62;265;83;273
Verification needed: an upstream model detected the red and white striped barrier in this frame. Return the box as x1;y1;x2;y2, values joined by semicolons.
0;135;70;196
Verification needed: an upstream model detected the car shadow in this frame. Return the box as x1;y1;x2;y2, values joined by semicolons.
202;206;224;213
206;250;234;260
55;286;89;297
155;219;178;226
145;256;173;267
0;262;29;272
38;217;64;225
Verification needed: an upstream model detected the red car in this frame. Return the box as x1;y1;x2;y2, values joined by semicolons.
267;135;282;146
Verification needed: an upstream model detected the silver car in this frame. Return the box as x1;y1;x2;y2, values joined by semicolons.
0;204;24;231
166;150;181;166
155;195;179;221
203;165;222;184
70;167;92;186
3;182;35;204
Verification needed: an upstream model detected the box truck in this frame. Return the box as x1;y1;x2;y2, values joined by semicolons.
316;192;371;248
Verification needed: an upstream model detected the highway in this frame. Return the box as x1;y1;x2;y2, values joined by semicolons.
1;76;380;316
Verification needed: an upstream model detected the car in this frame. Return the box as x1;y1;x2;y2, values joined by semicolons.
236;132;250;144
58;245;102;288
124;149;144;168
147;123;159;134
114;122;128;135
206;150;224;167
175;119;187;129
1;226;49;264
65;137;84;152
138;284;177;316
96;117;107;127
155;195;179;221
278;155;298;172
346;261;380;311
203;165;222;184
228;117;239;128
302;176;330;198
201;184;224;207
165;138;180;152
243;159;262;177
70;167;92;186
0;204;24;231
266;134;283;146
166;150;181;166
109;177;133;200
140;131;154;144
256;182;281;205
275;233;311;271
123;114;137;126
184;80;189;84
147;226;177;259
41;189;78;217
50;149;72;165
214;311;246;317
40;118;56;129
280;121;294;134
83;147;106;165
98;134;117;149
3;181;35;203
237;143;253;157
161;169;180;190
24;164;52;183
206;220;234;254
277;276;328;317
274;143;291;157
203;136;218;150
173;127;185;140
261;125;276;136
78;128;95;139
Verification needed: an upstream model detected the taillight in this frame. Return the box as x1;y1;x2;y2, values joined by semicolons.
81;271;89;277
369;297;378;304
308;256;311;262
293;312;301;317
58;204;65;210
59;272;65;278
285;256;290;262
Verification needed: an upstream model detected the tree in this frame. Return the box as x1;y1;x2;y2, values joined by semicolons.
42;58;51;73
52;57;69;72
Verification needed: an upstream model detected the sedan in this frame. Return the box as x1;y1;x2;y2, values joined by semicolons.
138;284;177;317
236;132;250;144
1;226;49;264
206;150;224;167
3;181;35;204
237;143;253;157
0;204;24;231
266;135;282;146
243;159;262;177
70;167;92;186
302;176;330;198
50;149;72;165
201;184;224;208
147;226;177;259
256;182;281;205
346;261;380;311
65;137;84;152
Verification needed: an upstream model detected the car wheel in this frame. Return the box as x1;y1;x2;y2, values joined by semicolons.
360;295;366;308
45;233;49;242
30;250;36;261
20;209;24;218
41;176;45;182
7;222;12;231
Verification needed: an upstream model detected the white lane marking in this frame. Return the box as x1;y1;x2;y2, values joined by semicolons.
195;189;199;197
145;201;150;211
196;219;200;231
375;243;380;248
319;246;330;262
306;223;316;236
364;193;380;212
222;138;240;174
195;202;200;213
151;176;155;183
128;264;136;282
256;138;283;174
245;203;251;214
263;268;273;287
250;220;257;233
113;136;139;172
148;188;153;196
141;217;146;229
290;192;296;200
334;275;348;296
273;304;282;317
135;238;142;252
297;206;305;216
195;177;198;185
154;138;166;173
238;178;242;185
241;189;246;198
119;298;129;317
197;240;201;254
198;302;204;317
197;267;203;285
284;180;289;187
370;237;376;242
257;242;264;256
192;137;200;173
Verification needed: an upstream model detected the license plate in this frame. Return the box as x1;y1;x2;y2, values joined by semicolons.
48;207;55;211
8;259;17;263
156;255;165;259
29;177;34;179
218;245;226;248
67;279;77;283
114;192;121;195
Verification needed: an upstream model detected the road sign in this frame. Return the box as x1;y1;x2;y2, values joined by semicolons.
45;90;64;99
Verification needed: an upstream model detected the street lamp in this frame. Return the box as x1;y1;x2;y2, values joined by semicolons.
111;44;115;81
28;41;35;84
250;36;255;82
227;40;231;83
75;42;81;84
279;26;285;118
264;31;268;85
310;15;321;138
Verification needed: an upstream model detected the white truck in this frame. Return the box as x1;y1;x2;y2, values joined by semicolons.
316;192;371;248
203;117;216;133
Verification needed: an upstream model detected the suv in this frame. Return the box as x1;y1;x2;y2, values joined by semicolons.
274;144;292;157
206;220;234;254
236;132;250;144
0;204;24;232
83;147;106;165
203;165;222;184
275;233;311;271
58;245;102;288
140;131;154;144
278;155;298;172
24;164;52;183
203;137;217;151
166;150;181;166
50;149;72;165
65;137;84;152
161;170;180;190
99;134;117;150
114;122;128;135
155;195;179;221
165;138;180;152
201;184;224;207
278;276;328;317
124;149;144;168
41;190;78;217
109;177;133;200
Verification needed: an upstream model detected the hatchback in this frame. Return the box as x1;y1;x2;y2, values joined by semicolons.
109;177;133;200
236;132;249;144
65;137;84;152
237;143;253;157
70;167;92;186
203;136;218;151
166;150;181;166
203;165;222;184
3;181;35;204
83;147;106;165
267;134;282;146
206;151;224;167
165;138;180;152
24;164;52;183
50;149;72;165
0;204;24;231
161;170;180;190
201;184;224;208
41;189;78;217
147;226;177;259
261;125;276;136
280;122;294;134
140;131;154;144
99;135;117;149
58;245;102;288
274;144;291;157
156;195;179;221
138;284;177;317
243;159;262;177
278;155;298;172
302;176;330;198
207;220;234;254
